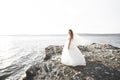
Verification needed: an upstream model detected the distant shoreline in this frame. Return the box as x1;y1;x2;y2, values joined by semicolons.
0;33;120;37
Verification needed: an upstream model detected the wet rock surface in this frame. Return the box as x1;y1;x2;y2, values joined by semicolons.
24;43;120;80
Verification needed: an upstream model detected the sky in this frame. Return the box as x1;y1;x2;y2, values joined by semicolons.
0;0;120;35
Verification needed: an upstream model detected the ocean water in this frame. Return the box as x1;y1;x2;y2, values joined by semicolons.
0;35;120;80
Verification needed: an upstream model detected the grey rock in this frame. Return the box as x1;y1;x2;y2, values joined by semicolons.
23;43;120;80
84;76;95;80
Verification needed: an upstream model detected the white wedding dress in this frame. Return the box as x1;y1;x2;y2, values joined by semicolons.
61;34;86;66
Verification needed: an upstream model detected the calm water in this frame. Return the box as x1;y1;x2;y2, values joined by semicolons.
0;35;120;80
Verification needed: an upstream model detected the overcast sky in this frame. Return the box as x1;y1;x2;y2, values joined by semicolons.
0;0;120;35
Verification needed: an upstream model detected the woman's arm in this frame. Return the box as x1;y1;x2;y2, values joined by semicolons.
68;38;72;49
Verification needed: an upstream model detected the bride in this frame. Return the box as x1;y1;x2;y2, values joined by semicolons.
61;29;86;66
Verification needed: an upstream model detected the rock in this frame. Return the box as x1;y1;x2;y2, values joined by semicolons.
53;46;63;54
84;76;95;80
44;45;63;61
23;43;120;80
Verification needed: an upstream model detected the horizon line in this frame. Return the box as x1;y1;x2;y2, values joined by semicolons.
0;33;120;36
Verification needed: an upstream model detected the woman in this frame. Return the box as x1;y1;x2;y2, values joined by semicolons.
61;29;86;66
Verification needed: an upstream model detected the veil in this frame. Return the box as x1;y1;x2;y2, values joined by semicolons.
73;34;91;46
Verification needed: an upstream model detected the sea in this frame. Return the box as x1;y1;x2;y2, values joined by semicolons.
0;34;120;80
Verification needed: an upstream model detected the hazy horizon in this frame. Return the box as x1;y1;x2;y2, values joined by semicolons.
0;33;120;36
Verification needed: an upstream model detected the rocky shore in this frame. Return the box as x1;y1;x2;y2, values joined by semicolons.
23;43;120;80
